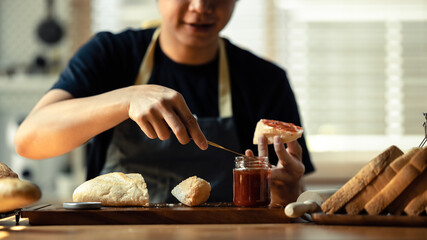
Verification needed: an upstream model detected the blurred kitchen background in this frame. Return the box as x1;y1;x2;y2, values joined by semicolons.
0;0;426;202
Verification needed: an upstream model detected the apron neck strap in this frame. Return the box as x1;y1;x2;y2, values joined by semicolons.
136;28;232;118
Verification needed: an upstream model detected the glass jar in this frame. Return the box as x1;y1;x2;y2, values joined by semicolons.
233;156;271;207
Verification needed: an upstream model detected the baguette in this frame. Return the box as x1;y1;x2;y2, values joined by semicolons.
365;148;427;215
171;176;211;206
73;172;149;206
253;119;303;145
321;145;403;214
345;148;420;215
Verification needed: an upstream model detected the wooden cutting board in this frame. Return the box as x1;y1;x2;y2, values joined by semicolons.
312;213;427;227
21;203;290;225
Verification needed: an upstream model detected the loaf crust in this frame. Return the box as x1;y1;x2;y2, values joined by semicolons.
321;145;403;214
365;148;427;215
404;189;427;216
0;178;41;212
345;148;420;215
171;176;211;206
73;172;149;206
386;169;427;215
0;162;18;179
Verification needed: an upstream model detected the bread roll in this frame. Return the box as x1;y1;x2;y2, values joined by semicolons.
0;178;41;212
0;161;19;179
321;145;403;214
171;176;211;206
73;172;149;206
253;119;303;145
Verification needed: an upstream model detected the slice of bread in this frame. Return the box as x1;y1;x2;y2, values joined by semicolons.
365;148;427;215
253;119;303;144
404;189;427;216
73;172;149;206
345;148;420;215
386;169;427;215
171;176;211;206
0;178;41;212
321;145;403;214
0;162;19;179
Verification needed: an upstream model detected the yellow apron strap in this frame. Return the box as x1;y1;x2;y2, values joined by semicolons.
135;28;232;118
218;38;232;118
135;28;161;85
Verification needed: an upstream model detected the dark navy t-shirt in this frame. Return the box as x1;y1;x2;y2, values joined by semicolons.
52;28;314;179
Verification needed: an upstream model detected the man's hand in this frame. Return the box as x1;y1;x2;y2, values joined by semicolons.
128;84;208;150
245;135;305;207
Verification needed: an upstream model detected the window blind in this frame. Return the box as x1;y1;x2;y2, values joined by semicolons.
273;0;427;151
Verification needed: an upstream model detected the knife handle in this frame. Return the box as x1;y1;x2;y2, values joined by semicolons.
284;201;319;218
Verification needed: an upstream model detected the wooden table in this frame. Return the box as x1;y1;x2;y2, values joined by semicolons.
1;216;426;240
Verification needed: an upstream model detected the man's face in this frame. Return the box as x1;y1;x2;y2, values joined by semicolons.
158;0;236;48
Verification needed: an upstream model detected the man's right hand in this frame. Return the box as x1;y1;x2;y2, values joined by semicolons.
127;84;208;150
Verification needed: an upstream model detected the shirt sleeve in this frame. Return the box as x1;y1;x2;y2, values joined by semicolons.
51;30;147;98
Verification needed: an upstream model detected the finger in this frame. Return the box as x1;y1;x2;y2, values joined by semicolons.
257;135;268;157
148;112;171;141
138;119;158;139
174;99;207;150
286;140;303;161
245;149;254;157
273;136;287;165
163;110;191;145
274;136;305;178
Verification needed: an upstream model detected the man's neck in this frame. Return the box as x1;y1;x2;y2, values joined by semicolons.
158;31;219;65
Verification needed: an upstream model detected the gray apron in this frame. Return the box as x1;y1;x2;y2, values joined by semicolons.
101;28;241;203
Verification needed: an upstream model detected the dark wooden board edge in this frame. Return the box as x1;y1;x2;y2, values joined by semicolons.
312;213;427;227
21;204;290;225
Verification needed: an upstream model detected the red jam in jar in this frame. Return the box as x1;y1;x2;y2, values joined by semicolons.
233;156;271;207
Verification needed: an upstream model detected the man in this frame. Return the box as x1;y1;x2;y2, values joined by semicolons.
15;0;313;205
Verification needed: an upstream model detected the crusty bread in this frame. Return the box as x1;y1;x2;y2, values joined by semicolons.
73;172;149;206
0;178;41;212
253;119;303;145
345;148;420;215
0;161;18;179
171;176;211;206
365;148;427;215
386;169;427;215
321;145;403;214
404;189;427;216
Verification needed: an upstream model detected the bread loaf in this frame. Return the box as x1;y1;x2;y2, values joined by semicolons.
0;178;41;212
345;148;420;215
365;148;427;215
253;119;303;145
73;172;149;206
0;161;18;179
321;145;403;214
386;169;427;215
171;176;211;206
404;189;427;216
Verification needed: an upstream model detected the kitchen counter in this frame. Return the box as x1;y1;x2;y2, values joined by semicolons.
0;216;426;240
